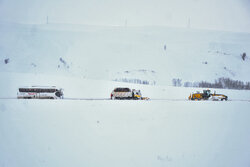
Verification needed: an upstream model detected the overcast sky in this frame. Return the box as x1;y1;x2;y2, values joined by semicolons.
0;0;250;32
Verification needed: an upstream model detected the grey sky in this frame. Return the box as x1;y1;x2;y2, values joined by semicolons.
0;0;250;32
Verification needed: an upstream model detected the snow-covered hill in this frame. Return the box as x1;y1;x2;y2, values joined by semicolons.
0;22;250;85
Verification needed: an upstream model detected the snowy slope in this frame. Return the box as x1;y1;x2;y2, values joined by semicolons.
0;22;250;85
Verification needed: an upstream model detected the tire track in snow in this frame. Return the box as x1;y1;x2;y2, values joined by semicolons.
0;97;249;102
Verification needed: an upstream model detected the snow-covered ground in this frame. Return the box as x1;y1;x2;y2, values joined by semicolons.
0;72;250;167
1;97;250;167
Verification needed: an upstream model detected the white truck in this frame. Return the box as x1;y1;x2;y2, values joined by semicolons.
110;87;142;100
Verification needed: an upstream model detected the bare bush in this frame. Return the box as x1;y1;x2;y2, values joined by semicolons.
172;78;182;87
241;52;247;61
192;77;250;90
4;58;9;64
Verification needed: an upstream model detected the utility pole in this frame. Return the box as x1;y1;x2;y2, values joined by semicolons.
187;17;191;28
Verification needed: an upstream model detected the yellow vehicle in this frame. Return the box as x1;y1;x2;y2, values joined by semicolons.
189;90;212;100
189;89;228;101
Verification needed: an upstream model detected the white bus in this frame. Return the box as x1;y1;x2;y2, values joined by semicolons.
17;86;64;99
